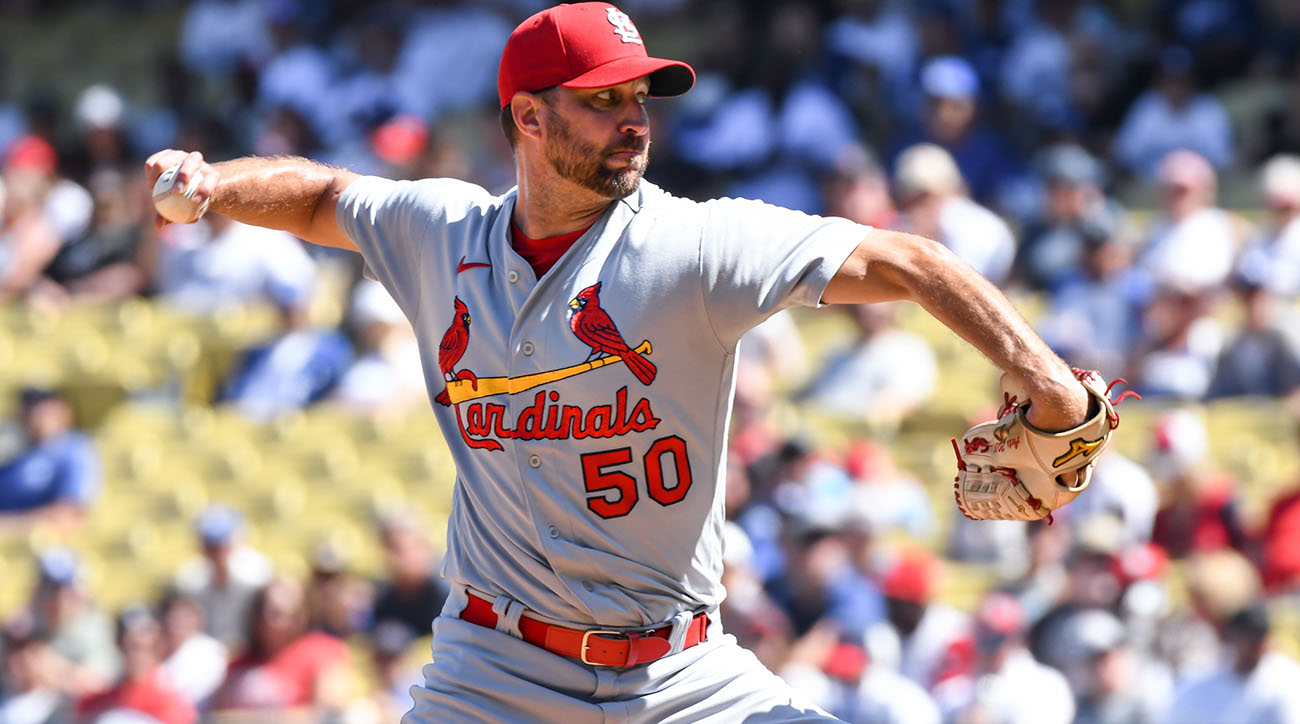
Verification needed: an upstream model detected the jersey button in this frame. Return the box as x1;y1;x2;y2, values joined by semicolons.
521;341;535;356
507;270;520;284
547;525;559;538
582;581;595;592
528;454;542;468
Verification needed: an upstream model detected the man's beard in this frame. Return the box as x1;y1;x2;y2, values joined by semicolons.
544;108;649;199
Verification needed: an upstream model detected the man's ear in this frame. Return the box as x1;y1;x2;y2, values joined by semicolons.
512;94;545;142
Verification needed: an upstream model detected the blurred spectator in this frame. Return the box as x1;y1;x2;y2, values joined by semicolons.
1016;144;1128;291
998;1;1081;131
1004;519;1072;627
0;616;73;724
212;578;350;715
156;588;227;710
1206;266;1300;398
737;310;809;389
31;167;148;307
4;134;94;250
0;142;62;303
77;605;197;724
1037;219;1154;377
174;505;274;652
780;620;942;724
1057;608;1174;724
1113;46;1235;177
1129;285;1224;399
1235;153;1300;299
179;0;273;77
1068;452;1159;543
894;142;1016;284
1259;477;1300;593
0;387;100;536
370;512;449;642
822;144;900;230
27;548;121;697
1139;149;1241;293
797;303;936;426
394;3;512;122
1160;603;1300;724
364;620;423;722
878;547;971;690
719;521;794;671
825;1;920;117
332;279;425;416
303;540;372;638
1147;410;1249;558
1160;550;1262;680
64;85;132;183
1031;515;1130;671
674;3;859;213
766;520;883;645
889;55;1022;205
219;278;352;421
152;214;316;315
933;593;1075;724
842;441;935;540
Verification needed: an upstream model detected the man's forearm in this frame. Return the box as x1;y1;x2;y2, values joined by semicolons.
826;230;1088;430
210;156;357;246
146;150;359;250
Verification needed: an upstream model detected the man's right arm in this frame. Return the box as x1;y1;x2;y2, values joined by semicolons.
144;150;361;252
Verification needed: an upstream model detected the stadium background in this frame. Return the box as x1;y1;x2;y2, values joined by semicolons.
1;1;1299;722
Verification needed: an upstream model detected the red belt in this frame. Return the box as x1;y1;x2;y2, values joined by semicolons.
460;592;709;667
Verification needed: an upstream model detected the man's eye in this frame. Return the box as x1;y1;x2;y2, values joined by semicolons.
595;91;613;102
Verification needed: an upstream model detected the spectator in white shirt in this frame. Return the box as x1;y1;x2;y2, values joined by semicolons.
1138;149;1240;295
153;214;316;315
1236;154;1300;299
894;142;1016;284
1161;603;1300;724
157;588;228;710
934;592;1076;724
174;505;274;652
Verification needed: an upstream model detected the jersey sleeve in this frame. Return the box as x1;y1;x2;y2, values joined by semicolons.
696;196;865;347
336;176;490;322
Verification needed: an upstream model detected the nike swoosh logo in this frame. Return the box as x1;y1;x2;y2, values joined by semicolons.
457;256;492;274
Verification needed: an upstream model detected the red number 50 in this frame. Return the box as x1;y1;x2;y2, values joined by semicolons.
581;436;693;519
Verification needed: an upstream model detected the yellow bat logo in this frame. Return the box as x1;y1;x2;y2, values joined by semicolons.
1052;436;1104;467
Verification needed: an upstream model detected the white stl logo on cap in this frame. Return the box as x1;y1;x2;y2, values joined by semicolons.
606;7;643;44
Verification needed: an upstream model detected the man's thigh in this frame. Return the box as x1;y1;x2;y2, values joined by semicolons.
402;615;603;724
619;634;842;724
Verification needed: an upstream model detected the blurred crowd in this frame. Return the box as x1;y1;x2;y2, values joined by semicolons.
2;0;1300;722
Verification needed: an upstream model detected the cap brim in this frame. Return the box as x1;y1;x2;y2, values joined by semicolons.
561;56;695;98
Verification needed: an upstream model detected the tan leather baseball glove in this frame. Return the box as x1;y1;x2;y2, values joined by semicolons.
951;368;1138;523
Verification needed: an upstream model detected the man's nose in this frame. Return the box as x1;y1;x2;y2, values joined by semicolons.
619;101;649;137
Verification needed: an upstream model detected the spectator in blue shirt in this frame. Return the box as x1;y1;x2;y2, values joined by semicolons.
219;280;352;421
0;387;99;535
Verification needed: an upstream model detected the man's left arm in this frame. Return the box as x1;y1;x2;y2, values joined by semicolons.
822;228;1089;432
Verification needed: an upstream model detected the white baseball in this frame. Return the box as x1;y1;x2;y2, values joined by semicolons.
152;164;210;223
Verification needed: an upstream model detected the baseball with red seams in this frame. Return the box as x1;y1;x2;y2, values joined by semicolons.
152;164;210;223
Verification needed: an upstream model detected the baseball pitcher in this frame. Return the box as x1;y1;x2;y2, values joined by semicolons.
146;3;1123;721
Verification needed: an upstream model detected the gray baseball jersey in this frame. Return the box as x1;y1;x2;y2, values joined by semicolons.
337;177;862;631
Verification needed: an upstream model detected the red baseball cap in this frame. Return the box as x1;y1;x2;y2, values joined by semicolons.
498;2;695;109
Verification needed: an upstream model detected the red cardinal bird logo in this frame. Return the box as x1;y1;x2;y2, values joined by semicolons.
434;297;478;406
568;282;656;385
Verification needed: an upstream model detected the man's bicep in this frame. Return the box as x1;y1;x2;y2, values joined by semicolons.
305;169;363;252
821;228;932;305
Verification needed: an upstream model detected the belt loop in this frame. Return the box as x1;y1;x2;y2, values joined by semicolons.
492;595;525;639
444;586;470;618
665;610;693;654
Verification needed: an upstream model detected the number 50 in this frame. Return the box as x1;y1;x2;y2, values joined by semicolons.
581;435;693;519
